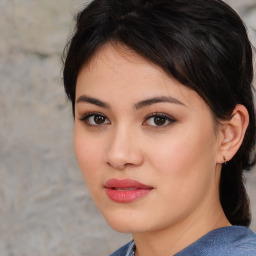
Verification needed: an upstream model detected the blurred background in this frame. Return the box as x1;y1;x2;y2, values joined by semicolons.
0;0;255;255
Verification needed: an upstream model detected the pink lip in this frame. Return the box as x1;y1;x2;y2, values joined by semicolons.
104;179;153;203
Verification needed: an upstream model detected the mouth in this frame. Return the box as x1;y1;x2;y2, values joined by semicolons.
113;188;138;191
104;179;153;203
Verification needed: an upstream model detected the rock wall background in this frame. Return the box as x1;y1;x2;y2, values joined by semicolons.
0;1;255;255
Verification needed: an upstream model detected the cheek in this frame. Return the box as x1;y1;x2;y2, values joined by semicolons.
164;121;213;160
73;128;102;185
146;123;217;191
143;128;218;222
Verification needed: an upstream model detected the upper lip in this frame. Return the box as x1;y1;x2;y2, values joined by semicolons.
104;179;153;189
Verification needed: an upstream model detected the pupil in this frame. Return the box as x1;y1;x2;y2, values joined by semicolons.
154;116;166;126
94;115;105;124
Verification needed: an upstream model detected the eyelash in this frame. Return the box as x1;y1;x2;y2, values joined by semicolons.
79;112;176;128
79;112;110;126
143;112;176;128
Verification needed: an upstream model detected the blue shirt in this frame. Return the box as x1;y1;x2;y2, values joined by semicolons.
109;226;256;256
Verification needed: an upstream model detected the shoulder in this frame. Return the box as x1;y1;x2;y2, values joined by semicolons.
109;240;135;256
175;226;256;256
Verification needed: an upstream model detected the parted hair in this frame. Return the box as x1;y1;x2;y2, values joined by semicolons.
63;0;256;226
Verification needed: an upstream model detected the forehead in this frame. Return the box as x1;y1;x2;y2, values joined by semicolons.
83;43;166;78
76;43;206;110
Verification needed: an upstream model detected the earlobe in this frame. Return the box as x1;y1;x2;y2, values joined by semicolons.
217;104;249;164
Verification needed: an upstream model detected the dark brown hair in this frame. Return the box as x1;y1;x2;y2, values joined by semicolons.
62;0;256;226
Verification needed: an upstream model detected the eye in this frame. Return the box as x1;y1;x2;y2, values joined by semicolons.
79;113;110;126
143;113;176;127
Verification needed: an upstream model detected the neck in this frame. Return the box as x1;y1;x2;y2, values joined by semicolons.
133;198;230;256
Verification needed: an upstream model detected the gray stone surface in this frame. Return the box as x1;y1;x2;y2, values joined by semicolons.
0;1;255;255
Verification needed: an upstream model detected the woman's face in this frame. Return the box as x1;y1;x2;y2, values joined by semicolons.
74;44;223;234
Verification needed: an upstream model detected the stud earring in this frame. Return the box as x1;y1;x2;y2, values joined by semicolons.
223;156;227;165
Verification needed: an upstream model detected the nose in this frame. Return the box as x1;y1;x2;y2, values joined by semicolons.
105;126;144;170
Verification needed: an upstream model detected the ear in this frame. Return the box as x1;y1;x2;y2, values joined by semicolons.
217;104;249;164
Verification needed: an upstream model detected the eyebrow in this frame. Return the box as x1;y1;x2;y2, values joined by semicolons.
134;96;186;110
76;95;186;109
76;95;110;108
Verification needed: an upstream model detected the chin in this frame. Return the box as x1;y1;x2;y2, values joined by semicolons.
103;214;136;233
109;223;135;233
101;210;148;234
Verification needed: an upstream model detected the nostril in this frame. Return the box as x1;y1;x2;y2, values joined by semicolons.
105;160;127;170
104;135;144;170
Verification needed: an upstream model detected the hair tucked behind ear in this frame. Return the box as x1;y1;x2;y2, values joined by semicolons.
62;0;256;226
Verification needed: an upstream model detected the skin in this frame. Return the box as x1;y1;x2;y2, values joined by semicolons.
74;43;232;256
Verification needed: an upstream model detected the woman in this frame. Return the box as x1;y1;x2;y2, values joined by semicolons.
63;0;256;255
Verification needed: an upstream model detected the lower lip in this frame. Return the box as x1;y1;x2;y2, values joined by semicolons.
105;188;152;203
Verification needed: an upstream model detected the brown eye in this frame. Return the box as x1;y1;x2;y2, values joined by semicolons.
94;115;106;124
80;113;110;126
153;116;167;126
143;113;176;127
